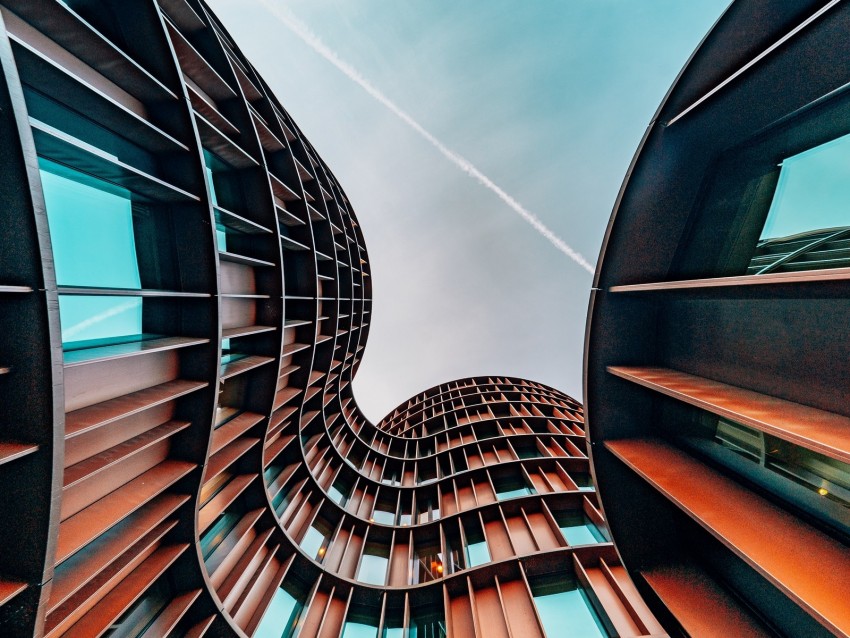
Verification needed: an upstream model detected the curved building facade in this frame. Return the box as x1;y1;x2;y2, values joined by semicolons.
0;1;661;637
586;1;850;637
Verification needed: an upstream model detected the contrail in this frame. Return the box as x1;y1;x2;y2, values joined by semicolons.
255;1;595;274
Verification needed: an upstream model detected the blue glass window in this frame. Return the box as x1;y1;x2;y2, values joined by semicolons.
557;512;605;546
40;159;141;289
254;581;305;638
299;521;330;562
493;473;535;501
357;546;388;586
532;576;607;638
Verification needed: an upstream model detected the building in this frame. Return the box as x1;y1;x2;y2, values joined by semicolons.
0;1;662;636
585;1;850;636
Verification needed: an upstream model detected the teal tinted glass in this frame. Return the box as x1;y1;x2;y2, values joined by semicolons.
494;474;534;501
465;540;490;567
204;154;219;206
357;551;388;585
381;627;403;638
558;512;605;546
748;132;850;273
299;524;328;560
761;133;850;241
342;622;378;638
572;473;594;491
254;584;303;638
372;507;394;525
58;295;142;346
533;584;607;638
40;159;140;289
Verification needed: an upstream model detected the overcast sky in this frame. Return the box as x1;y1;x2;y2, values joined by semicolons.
208;0;729;421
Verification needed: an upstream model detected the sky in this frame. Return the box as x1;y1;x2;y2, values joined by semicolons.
207;0;730;422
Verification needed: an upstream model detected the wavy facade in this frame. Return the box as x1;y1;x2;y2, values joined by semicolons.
586;1;850;636
0;1;663;637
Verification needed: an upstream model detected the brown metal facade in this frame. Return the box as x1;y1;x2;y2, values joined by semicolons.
0;1;662;636
586;1;850;637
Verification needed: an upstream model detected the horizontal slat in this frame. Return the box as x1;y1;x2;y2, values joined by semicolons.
607;438;850;636
48;494;188;613
65;379;207;438
30;119;198;203
60;543;188;638
55;460;195;564
281;342;310;357
214;204;272;235
63;420;191;488
11;36;187;154
7;0;176;101
46;520;177;634
185;80;240;137
608;366;850;464
211;412;264;455
0;285;32;293
198;474;256;532
64;336;208;367
0;580;27;606
195;112;258;168
222;325;276;339
641;564;772;637
609;266;850;294
220;355;274;380
279;235;310;251
219;251;275;268
166;20;235;101
269;173;300;201
204;438;259;482
58;287;209;298
0;441;39;466
142;588;201;636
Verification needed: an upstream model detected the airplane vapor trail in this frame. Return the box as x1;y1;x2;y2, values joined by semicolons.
256;1;595;274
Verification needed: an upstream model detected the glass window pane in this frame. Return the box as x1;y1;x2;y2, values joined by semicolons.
761;133;850;240
299;522;329;561
557;512;605;546
357;549;388;586
532;577;607;638
372;507;394;525
58;295;143;346
466;540;490;567
342;622;378;638
254;582;304;638
749;133;850;273
40;159;141;289
493;473;535;501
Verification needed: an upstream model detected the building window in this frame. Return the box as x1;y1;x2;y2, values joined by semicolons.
371;503;395;525
254;579;306;638
328;476;351;507
299;519;331;562
40;159;141;290
531;574;608;638
748;132;850;274
342;606;380;638
357;544;389;586
411;544;443;584
493;472;535;501
570;472;594;492
679;413;850;536
556;511;605;546
463;518;490;568
409;607;446;638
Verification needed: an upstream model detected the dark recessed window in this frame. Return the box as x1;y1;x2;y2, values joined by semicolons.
748;132;850;275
